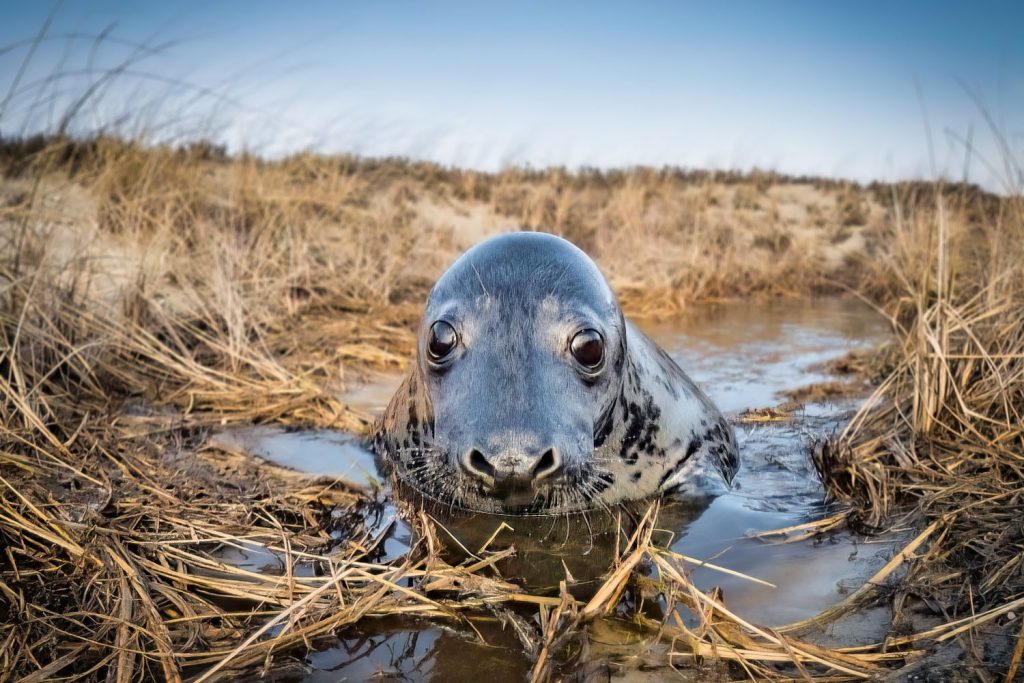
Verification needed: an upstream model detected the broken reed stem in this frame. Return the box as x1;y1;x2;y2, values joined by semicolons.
779;518;943;633
193;563;352;683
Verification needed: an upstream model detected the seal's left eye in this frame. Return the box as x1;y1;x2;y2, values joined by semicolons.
570;329;605;369
427;321;458;361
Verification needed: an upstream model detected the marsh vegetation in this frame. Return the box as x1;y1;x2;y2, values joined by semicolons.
1;130;1021;680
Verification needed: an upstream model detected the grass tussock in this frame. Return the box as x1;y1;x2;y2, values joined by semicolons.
1;129;1022;681
814;184;1024;672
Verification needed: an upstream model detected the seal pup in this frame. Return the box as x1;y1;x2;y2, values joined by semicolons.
374;232;738;514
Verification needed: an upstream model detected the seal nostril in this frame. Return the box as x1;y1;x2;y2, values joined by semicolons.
462;449;495;481
531;448;562;481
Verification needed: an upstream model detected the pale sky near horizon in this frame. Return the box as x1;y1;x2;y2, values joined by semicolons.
1;1;1022;191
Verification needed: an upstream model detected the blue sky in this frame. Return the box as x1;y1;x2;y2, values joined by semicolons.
1;1;1022;189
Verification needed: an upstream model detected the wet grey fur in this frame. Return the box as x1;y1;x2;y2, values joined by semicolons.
373;232;738;514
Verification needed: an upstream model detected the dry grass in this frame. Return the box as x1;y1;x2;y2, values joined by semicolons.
4;135;961;318
4;17;1022;679
814;184;1024;673
1;131;1022;681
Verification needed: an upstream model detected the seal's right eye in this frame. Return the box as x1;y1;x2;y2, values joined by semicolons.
427;320;458;362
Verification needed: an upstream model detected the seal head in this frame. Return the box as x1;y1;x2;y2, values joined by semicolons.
374;232;738;514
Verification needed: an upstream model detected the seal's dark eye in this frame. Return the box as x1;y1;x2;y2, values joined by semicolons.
427;320;458;361
570;329;604;369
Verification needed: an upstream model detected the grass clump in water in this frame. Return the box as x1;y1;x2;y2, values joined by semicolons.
815;176;1024;675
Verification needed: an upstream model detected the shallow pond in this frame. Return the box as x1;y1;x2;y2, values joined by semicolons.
219;298;900;681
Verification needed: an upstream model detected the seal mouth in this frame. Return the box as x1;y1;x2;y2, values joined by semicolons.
386;444;608;515
396;476;578;515
392;460;592;515
460;447;568;507
485;480;547;508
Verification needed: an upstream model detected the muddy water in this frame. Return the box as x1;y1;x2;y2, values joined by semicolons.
222;298;898;680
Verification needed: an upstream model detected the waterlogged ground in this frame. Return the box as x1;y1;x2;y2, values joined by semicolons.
218;298;902;681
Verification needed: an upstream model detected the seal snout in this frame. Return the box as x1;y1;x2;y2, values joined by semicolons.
460;445;564;495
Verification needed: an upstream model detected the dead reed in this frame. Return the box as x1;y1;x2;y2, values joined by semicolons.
815;183;1024;674
3;13;1022;677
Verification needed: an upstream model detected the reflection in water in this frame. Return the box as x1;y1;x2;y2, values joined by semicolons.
396;487;707;595
300;620;533;683
221;298;895;681
644;298;886;414
212;427;381;489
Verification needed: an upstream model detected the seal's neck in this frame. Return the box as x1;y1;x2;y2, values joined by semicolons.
594;349;663;464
